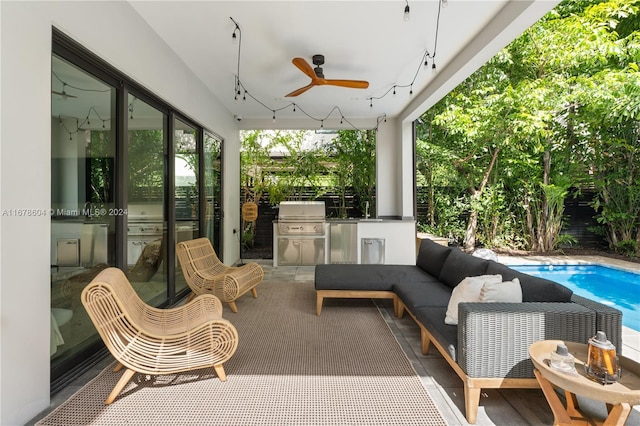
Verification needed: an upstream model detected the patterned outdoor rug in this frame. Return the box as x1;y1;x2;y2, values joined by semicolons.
37;280;446;425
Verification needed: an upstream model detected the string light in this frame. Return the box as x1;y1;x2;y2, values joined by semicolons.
403;1;410;21
51;71;110;97
368;0;444;105
230;17;242;102
228;17;382;131
129;97;136;120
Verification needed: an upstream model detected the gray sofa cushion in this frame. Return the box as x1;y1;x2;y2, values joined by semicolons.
416;239;452;278
394;279;452;310
314;264;434;291
438;248;489;288
485;261;573;302
413;306;458;361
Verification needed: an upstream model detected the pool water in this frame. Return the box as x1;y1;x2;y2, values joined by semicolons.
511;264;640;332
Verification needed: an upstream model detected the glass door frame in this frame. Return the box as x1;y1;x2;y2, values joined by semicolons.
51;28;224;390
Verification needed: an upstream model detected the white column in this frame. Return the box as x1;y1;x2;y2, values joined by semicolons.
376;117;414;219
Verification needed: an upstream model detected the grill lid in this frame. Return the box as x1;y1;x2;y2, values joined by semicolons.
278;201;326;221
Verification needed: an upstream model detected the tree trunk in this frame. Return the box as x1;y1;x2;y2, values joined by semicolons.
525;198;539;252
463;147;501;252
539;150;551;251
464;191;479;251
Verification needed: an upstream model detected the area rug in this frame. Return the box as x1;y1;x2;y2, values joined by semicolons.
37;280;446;425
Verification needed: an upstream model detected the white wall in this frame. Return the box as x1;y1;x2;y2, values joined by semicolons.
376;118;415;219
0;1;238;424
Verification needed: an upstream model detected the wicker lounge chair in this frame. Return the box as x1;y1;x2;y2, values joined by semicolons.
176;238;264;313
81;267;239;404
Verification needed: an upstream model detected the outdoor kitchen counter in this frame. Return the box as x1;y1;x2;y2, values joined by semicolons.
325;217;415;223
273;218;416;266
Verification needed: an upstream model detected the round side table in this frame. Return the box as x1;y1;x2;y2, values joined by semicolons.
529;340;640;426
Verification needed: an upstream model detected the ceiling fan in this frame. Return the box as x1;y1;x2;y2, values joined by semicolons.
51;83;77;99
285;54;369;97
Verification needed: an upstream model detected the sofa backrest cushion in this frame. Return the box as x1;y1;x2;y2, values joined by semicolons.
416;238;452;278
485;261;573;302
438;248;489;288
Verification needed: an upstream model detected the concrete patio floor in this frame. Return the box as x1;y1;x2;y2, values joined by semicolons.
28;255;640;425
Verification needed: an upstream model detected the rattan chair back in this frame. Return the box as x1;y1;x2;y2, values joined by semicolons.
81;267;238;404
176;238;264;313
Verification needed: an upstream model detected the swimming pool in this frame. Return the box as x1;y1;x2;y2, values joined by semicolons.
511;264;640;332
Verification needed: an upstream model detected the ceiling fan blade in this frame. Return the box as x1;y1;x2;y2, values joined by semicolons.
285;83;316;97
51;90;77;99
324;79;369;89
291;57;317;80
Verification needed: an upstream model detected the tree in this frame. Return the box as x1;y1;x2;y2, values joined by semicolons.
326;130;376;217
415;0;639;256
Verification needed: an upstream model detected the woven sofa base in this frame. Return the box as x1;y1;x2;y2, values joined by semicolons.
315;290;396;316
397;299;538;424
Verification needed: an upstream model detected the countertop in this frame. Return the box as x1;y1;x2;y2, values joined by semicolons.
272;218;415;223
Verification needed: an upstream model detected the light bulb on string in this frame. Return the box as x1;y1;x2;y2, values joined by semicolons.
441;0;448;8
272;111;276;123
403;2;410;21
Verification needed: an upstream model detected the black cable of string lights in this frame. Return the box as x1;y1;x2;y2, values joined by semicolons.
229;17;386;131
366;0;444;107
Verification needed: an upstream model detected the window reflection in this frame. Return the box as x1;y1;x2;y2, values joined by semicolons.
126;95;168;306
50;55;114;369
174;120;199;294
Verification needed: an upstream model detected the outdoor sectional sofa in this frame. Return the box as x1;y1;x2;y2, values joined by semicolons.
314;238;622;424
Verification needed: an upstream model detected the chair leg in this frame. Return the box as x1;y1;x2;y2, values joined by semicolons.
214;364;227;382
113;362;124;373
420;328;431;355
105;368;136;404
228;301;238;313
251;287;258;298
316;294;324;316
464;383;481;425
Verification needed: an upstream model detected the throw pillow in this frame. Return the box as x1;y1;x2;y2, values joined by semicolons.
444;274;502;325
479;278;523;303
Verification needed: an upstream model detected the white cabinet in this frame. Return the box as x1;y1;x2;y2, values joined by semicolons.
356;220;415;264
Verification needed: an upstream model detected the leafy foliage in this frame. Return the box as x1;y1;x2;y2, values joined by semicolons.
415;0;640;256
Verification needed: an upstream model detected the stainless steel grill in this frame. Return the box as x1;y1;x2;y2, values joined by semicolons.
277;201;326;235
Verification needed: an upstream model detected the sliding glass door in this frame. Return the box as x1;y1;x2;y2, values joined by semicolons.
126;95;169;306
205;132;223;254
174;119;199;295
50;54;116;378
51;30;224;390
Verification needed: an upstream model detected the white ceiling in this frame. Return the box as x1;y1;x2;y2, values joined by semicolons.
126;0;559;130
